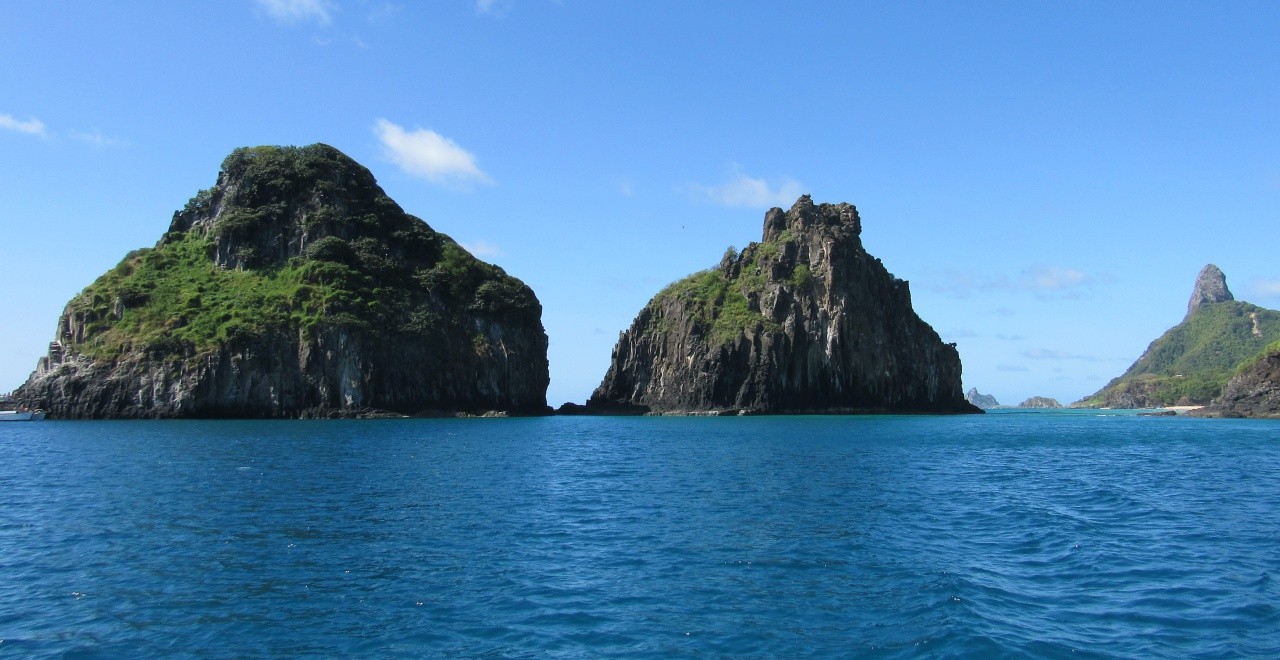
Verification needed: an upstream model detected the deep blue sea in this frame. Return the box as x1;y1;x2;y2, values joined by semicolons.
1;411;1278;658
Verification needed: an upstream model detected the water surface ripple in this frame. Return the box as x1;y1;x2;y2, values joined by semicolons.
1;412;1277;657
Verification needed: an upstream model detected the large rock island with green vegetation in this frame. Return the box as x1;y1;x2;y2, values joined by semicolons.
16;144;549;418
586;196;979;415
1076;265;1280;409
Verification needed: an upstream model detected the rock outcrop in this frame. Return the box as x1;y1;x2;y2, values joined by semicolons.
586;196;979;415
1186;264;1233;319
1193;345;1280;418
1077;265;1280;408
965;388;1000;409
17;144;549;418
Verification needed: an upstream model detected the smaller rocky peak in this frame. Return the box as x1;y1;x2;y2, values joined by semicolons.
1186;264;1234;319
762;207;788;242
965;388;1000;409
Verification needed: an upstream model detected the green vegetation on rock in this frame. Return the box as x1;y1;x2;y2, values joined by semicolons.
651;232;805;343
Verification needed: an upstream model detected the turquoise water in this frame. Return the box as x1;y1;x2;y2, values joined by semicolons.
1;411;1277;657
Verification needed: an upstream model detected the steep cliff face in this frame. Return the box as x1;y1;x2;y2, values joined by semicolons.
1077;265;1280;408
18;144;549;418
587;196;978;415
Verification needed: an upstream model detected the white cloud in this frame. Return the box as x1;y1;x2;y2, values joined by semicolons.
0;113;46;136
255;0;334;25
684;169;805;208
373;118;493;189
461;240;504;258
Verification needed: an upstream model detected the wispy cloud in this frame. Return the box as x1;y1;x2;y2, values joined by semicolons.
477;0;516;16
925;265;1113;300
255;0;334;25
69;129;125;147
0;113;46;136
461;240;504;258
1249;278;1280;299
684;167;805;208
994;333;1025;341
997;364;1029;372
1021;348;1107;362
374;118;493;189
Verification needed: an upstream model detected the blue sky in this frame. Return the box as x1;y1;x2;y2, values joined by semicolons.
2;1;1279;406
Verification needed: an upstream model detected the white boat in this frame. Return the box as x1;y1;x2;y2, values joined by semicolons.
0;410;45;422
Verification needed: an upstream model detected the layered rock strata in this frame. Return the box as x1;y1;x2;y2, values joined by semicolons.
18;144;549;418
587;196;979;415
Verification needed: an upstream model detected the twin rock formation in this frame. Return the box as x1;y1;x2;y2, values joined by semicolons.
17;145;975;418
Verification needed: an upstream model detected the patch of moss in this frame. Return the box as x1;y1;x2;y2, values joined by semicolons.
653;267;780;344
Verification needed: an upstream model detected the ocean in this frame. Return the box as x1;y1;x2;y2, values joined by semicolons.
1;411;1277;657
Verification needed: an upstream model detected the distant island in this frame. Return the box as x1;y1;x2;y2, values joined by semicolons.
17;145;549;418
964;389;1062;410
582;196;980;415
1075;265;1280;412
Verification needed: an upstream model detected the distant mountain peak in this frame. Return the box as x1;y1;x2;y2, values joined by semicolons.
1186;264;1233;319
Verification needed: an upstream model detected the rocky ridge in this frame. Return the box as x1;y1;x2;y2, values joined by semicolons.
17;144;549;418
587;196;979;415
1017;396;1062;409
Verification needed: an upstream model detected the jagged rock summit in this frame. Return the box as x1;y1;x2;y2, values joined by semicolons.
587;196;980;415
1077;265;1280;408
1186;264;1233;319
18;144;549;418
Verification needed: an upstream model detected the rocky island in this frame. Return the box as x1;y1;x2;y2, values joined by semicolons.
1076;265;1280;409
585;196;980;415
16;144;550;418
